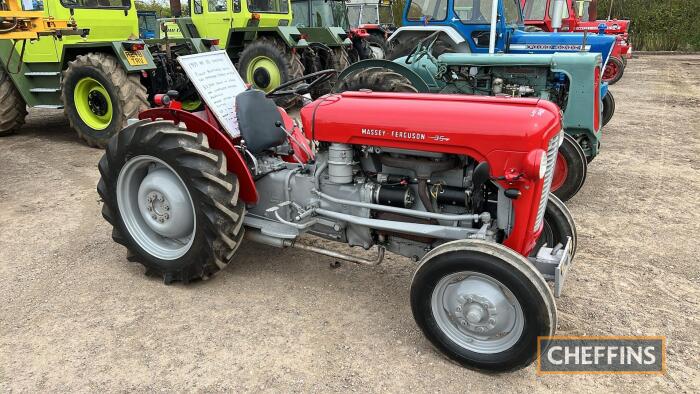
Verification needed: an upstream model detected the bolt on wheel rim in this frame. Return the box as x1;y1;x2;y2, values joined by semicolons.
116;155;196;260
431;271;524;354
74;77;113;130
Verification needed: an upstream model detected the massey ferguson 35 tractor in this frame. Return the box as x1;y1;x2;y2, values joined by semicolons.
98;65;576;371
336;32;607;202
521;0;632;84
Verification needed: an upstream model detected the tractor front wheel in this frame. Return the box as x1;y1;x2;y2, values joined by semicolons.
602;56;625;85
238;37;304;109
533;194;577;259
366;33;388;59
602;91;615;127
0;68;27;137
411;240;557;372
62;53;148;148
551;134;588;202
97;120;246;283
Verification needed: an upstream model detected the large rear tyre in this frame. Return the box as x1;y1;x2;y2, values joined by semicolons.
335;67;418;93
366;33;388;59
0;68;27;137
533;194;577;259
62;53;148;148
411;240;556;372
602;91;615;127
602;56;625;85
97;120;246;283
238;37;304;109
551;134;588;202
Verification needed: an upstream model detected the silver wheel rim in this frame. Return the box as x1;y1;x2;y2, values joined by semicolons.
369;44;385;59
116;155;196;260
431;271;524;354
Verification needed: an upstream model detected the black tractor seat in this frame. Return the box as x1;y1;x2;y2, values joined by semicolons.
235;89;286;154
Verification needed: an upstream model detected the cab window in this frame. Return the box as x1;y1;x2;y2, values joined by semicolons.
406;0;447;22
503;0;522;24
522;0;546;20
193;0;204;14
60;0;130;9
454;0;493;23
549;0;570;18
209;0;227;11
247;0;289;13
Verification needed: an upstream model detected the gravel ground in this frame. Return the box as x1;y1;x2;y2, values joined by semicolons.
1;54;698;392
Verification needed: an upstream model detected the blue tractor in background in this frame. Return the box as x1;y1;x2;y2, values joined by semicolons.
388;0;615;122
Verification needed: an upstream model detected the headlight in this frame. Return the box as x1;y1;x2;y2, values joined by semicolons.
558;130;565;148
525;149;548;180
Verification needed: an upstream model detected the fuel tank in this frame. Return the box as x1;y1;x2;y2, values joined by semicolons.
300;91;561;162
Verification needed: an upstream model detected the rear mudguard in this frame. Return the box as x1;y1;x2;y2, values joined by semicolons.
335;59;431;93
138;108;258;204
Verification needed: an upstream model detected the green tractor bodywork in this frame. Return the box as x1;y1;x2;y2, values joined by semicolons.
338;51;602;159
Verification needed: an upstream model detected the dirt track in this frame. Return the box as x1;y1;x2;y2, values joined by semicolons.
1;55;699;392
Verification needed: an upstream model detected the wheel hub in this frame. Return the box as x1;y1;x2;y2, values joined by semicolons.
116;156;196;261
87;90;108;116
431;272;524;353
253;67;271;89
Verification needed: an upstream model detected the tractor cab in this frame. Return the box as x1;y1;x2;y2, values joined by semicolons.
394;0;615;68
291;0;350;30
138;11;158;39
346;0;395;28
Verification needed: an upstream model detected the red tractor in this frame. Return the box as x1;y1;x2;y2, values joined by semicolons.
98;68;576;371
521;0;632;84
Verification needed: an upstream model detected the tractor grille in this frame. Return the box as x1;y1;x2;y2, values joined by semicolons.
534;132;561;232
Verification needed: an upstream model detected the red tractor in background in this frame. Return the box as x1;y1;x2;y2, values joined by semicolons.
98;52;577;372
521;0;632;84
347;0;397;58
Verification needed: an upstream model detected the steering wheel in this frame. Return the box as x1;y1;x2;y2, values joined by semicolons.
266;69;338;98
406;31;441;64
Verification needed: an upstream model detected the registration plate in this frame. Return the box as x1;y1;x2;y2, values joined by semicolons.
124;50;147;66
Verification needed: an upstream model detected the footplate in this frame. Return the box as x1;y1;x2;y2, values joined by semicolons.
529;237;573;298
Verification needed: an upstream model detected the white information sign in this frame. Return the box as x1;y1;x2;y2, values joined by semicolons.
177;51;247;138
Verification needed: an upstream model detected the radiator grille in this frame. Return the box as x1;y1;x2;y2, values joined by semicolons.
534;132;561;231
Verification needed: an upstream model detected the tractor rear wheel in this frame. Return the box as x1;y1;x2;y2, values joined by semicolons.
551;134;588;202
97;120;246;283
366;33;388;59
411;240;556;372
0;68;27;137
533;194;577;259
62;53;148;148
388;35;453;60
335;67;418;93
238;37;304;109
602;91;615;127
602;56;625;85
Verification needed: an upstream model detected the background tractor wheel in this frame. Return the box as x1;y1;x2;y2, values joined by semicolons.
0;68;27;137
62;53;148;148
602;91;616;127
335;67;418;93
238;37;304;109
334;46;351;71
603;56;625;85
98;120;246;283
366;33;388;59
533;194;577;259
388;35;454;60
551;134;588;202
411;240;556;372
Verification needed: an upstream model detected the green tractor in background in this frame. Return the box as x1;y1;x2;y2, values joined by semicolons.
0;0;216;147
174;0;353;105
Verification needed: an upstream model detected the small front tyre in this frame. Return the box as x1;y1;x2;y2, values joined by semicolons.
534;194;577;259
97;120;246;283
411;240;557;372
